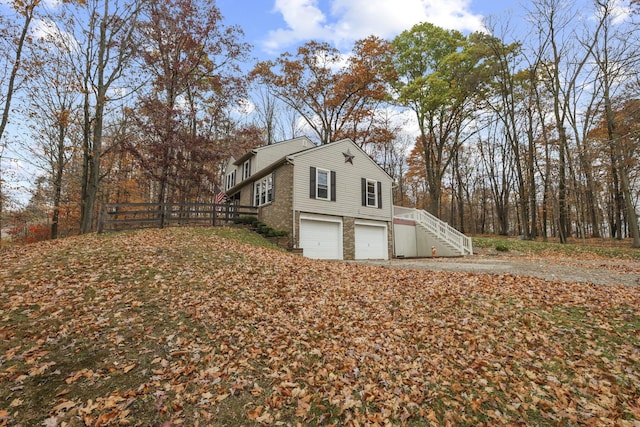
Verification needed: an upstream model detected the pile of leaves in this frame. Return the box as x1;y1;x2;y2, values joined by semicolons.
1;227;639;426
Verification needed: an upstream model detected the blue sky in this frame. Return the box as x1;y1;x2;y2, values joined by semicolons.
4;0;514;205
0;0;530;206
216;0;519;58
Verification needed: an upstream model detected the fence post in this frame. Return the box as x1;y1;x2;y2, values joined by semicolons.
97;205;105;233
158;203;165;229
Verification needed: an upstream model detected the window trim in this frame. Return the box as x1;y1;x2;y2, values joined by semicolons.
310;166;336;201
226;170;236;190
365;179;378;207
253;175;273;207
362;178;382;209
242;159;251;180
316;168;330;200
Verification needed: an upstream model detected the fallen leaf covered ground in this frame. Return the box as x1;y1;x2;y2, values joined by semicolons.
1;227;638;426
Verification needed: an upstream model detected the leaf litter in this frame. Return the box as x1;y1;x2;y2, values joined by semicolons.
0;227;638;426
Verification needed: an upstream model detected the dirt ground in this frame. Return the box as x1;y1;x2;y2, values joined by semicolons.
354;248;640;287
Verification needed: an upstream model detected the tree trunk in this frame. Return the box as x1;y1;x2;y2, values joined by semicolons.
596;0;640;247
79;86;92;233
557;133;569;244
454;149;465;233
527;134;537;239
605;98;640;246
51;121;67;240
0;5;34;241
541;135;552;242
79;0;139;233
0;3;34;143
609;158;623;239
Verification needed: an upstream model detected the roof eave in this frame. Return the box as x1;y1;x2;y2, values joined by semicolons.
226;156;293;196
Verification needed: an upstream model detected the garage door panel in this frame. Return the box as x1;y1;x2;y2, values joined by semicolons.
300;219;342;260
355;224;388;260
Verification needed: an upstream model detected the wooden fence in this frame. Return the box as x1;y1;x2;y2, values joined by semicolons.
97;202;258;233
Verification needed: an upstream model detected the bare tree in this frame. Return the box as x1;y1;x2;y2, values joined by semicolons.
52;0;143;233
529;0;603;243
592;0;640;246
478;121;515;235
0;0;39;238
251;87;281;145
0;0;37;145
480;19;535;238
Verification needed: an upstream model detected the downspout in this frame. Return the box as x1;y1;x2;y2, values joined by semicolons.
288;156;296;248
391;183;398;258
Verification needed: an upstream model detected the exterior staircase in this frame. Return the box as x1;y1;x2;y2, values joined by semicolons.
393;206;473;257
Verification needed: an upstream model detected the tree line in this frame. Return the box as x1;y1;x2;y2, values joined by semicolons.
0;0;639;246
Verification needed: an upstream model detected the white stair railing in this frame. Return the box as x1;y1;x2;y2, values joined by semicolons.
394;207;473;255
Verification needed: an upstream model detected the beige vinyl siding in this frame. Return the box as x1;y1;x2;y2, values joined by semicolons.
252;137;314;171
224;157;236;173
224;157;239;191
292;139;393;222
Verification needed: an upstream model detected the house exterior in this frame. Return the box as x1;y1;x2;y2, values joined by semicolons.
224;137;394;260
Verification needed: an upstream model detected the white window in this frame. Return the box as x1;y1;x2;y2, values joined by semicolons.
267;176;273;202
254;182;260;206
361;178;381;209
316;169;330;200
366;179;378;207
310;167;335;201
226;170;236;190
254;176;273;207
242;159;251;180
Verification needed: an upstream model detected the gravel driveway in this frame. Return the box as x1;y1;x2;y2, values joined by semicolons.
353;251;640;287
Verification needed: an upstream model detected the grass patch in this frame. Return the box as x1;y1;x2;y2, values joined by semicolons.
473;236;640;259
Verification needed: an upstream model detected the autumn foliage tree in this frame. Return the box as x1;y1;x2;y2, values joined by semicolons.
251;37;394;145
23;41;79;239
128;0;249;205
389;23;494;217
590;98;640;243
48;0;144;233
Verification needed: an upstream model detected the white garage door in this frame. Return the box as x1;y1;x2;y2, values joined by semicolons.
300;218;343;260
355;223;388;260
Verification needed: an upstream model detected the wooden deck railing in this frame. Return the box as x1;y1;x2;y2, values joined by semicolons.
97;202;258;233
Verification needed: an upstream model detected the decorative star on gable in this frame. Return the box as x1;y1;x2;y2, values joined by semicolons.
343;149;355;164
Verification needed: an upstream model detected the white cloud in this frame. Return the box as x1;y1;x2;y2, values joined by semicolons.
237;98;256;115
30;18;79;52
263;0;485;53
31;18;58;40
42;0;64;7
605;0;631;25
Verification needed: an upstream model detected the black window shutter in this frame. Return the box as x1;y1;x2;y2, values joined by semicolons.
377;181;383;209
330;171;336;201
361;178;367;206
310;167;316;199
